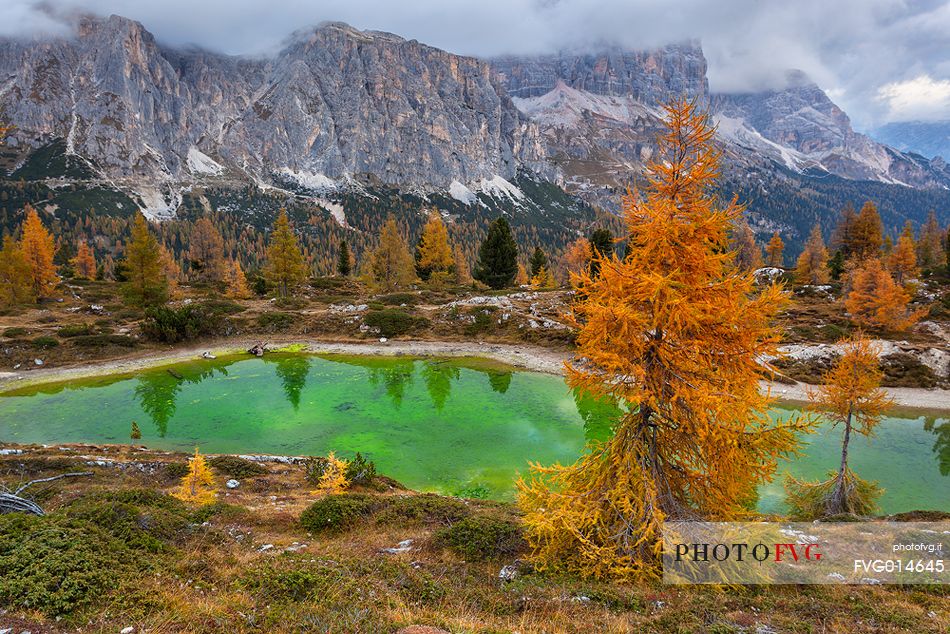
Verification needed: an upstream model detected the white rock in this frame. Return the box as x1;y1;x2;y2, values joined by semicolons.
258;544;274;552
121;627;135;634
33;358;44;366
380;539;414;554
226;479;240;489
379;337;388;343
201;351;216;359
498;564;519;581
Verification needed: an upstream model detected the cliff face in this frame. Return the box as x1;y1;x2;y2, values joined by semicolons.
0;16;546;192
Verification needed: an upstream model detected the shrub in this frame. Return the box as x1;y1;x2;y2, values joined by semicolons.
57;323;93;337
435;515;524;561
239;561;342;601
375;493;470;526
2;326;27;337
376;292;418;306
70;334;138;348
274;296;308;310
257;311;295;332
199;299;245;317
142;305;220;343
300;493;378;534
208;455;267;478
31;335;60;348
304;456;329;484
363;309;427;337
0;514;120;617
880;353;939;388
163;462;190;479
344;452;376;485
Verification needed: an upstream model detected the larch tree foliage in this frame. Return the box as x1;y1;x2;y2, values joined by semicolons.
887;222;918;284
367;215;417;291
71;240;97;280
731;219;762;272
849;201;884;262
337;240;352;277
473;217;518;289
415;212;455;281
561;236;593;281
173;448;217;505
453;244;472;285
122;213;168;307
765;231;785;267
785;335;891;518
917;210;943;270
264;210;309;298
517;100;811;579
314;451;350;495
225;259;252;299
515;262;530;286
529;246;548;277
19;204;58;298
531;265;556;290
0;236;32;307
188;217;227;285
830;202;858;260
845;258;925;331
795;224;830;285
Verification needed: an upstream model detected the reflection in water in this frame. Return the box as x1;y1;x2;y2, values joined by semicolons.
487;371;512;394
134;374;180;437
422;361;460;411
367;359;415;408
924;417;950;476
266;355;311;410
573;387;623;443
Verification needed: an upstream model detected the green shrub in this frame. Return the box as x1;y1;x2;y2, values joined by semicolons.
274;297;308;310
0;514;120;617
2;326;27;337
142;305;220;343
70;334;138;348
375;493;470;526
435;515;524;561
199;299;245;317
208;455;267;478
31;335;60;348
163;462;190;479
300;493;378;534
257;311;295;332
367;301;385;311
64;490;191;552
190;501;248;524
239;561;342;601
376;292;417;306
344;452;376;485
57;323;94;337
310;276;348;290
363;309;427;337
303;456;329;484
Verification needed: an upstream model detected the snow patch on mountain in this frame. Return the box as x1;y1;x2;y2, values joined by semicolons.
513;81;659;128
317;199;348;228
714;114;812;172
186;147;224;176
448;180;477;205
278;168;339;192
478;175;525;202
135;186;181;221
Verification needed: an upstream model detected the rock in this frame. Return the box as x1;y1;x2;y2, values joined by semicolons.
380;539;414;554
225;479;240;489
121;627;135;634
0;627;10;634
258;544;274;552
571;595;591;603
395;627;450;634
498;564;519;582
826;572;846;582
379;337;388;343
0;449;23;455
33;359;43;366
201;351;216;359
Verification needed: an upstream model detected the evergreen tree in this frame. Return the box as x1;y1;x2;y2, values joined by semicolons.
367;215;416;291
122;213;168;307
474;217;518;289
795;224;830;285
917;210;943;270
337;240;352;277
19;204;58;298
264;210;309;298
765;231;785;267
588;228;613;276
529;246;548;277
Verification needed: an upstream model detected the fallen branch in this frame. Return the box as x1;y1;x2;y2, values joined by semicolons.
0;471;93;516
13;471;94;496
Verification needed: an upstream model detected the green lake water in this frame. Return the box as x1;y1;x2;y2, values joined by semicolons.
0;354;946;513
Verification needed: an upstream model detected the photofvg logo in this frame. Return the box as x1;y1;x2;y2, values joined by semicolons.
662;521;949;585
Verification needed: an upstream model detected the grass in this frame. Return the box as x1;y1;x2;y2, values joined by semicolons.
0;444;946;633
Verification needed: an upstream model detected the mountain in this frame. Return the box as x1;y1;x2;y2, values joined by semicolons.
873;121;950;161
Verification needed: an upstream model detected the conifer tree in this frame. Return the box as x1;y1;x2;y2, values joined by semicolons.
314;451;350;495
844;258;924;331
529;246;548;277
474;217;518;289
19;204;58;298
588;228;613;276
887;225;918;284
367;215;416;291
765;231;785;267
225;259;252;299
530;265;556;290
415;212;454;280
515;262;529;286
188;217;226;284
264;210;309;297
0;236;33;307
732;220;762;271
830;202;858;259
917;210;943;270
849;201;884;262
561;237;593;280
795;224;830;285
122;213;168;307
130;421;142;446
517;100;810;579
785;335;890;517
71;240;97;280
159;244;181;299
453;244;472;285
174;448;217;505
337;240;352;277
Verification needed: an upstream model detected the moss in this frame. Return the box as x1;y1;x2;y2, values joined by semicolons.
163;462;190;479
435;515;525;561
208;455;267;478
300;493;379;534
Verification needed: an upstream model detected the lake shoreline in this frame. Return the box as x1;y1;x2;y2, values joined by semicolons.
1;336;948;411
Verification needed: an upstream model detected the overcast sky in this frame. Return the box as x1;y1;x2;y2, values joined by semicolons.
3;0;949;128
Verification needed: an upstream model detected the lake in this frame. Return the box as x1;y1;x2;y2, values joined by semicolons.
0;354;946;512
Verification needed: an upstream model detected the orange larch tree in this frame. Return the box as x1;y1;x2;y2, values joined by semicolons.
517;100;812;579
887;225;918;284
731;219;762;272
560;236;592;284
765;231;785;267
415;211;455;281
19;204;58;298
71;240;97;280
844;258;925;331
795;224;830;285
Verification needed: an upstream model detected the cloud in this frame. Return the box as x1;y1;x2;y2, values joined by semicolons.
877;75;950;121
1;0;948;126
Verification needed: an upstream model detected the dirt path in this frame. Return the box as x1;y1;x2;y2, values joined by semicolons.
0;337;947;411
